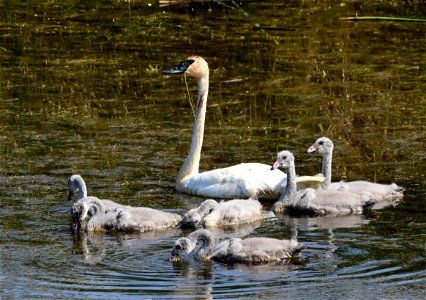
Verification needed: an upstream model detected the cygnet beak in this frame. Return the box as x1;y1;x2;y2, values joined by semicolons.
271;161;281;170
307;146;317;153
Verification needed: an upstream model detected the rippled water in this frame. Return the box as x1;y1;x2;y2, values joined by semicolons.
1;1;425;299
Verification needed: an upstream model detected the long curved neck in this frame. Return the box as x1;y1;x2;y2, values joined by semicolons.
191;230;214;260
86;199;105;230
280;161;297;202
322;149;333;189
77;177;88;200
177;76;209;183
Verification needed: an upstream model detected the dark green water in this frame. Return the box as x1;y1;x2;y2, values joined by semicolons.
1;1;425;299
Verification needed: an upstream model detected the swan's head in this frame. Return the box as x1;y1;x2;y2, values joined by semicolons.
67;174;85;201
181;209;202;228
271;150;294;170
70;201;89;233
181;199;218;228
163;55;208;80
169;237;194;262
307;137;334;155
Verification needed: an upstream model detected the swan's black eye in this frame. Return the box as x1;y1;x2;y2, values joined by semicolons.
319;141;324;145
175;245;181;250
281;156;287;160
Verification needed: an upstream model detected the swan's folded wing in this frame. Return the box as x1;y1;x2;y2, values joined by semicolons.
295;175;325;189
217;199;263;225
99;199;130;213
116;207;182;232
181;163;286;199
212;237;304;263
329;181;404;201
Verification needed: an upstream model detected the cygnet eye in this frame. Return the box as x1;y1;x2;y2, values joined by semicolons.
282;155;287;160
318;141;324;145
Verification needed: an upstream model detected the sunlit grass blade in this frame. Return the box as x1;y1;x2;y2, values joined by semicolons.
340;16;426;23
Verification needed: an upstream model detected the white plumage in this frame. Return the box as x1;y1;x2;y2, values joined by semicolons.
163;56;322;199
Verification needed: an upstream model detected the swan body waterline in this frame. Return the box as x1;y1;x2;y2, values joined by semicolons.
271;150;374;216
181;198;263;228
169;229;305;263
307;137;404;200
67;174;127;213
163;56;323;199
71;197;182;233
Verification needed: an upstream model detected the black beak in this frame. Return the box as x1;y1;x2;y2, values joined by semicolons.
163;59;195;75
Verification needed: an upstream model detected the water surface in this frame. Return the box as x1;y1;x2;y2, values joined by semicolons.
1;1;425;299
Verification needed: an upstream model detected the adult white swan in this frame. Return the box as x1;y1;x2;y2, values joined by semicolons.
163;56;322;199
307;137;404;200
271;150;374;216
169;229;305;263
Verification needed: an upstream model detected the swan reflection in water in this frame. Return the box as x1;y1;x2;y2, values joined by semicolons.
278;213;372;264
170;258;215;299
72;227;182;263
72;231;107;264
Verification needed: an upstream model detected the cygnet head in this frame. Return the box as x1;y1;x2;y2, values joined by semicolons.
162;55;208;79
181;199;218;228
181;210;202;228
67;174;86;201
70;201;89;233
169;237;194;262
307;137;334;154
271;150;295;170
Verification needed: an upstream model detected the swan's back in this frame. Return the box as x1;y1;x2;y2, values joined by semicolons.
211;237;305;263
273;187;374;216
181;163;287;199
98;198;129;213
182;198;263;228
328;181;404;199
287;188;372;216
115;206;182;232
213;199;263;226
